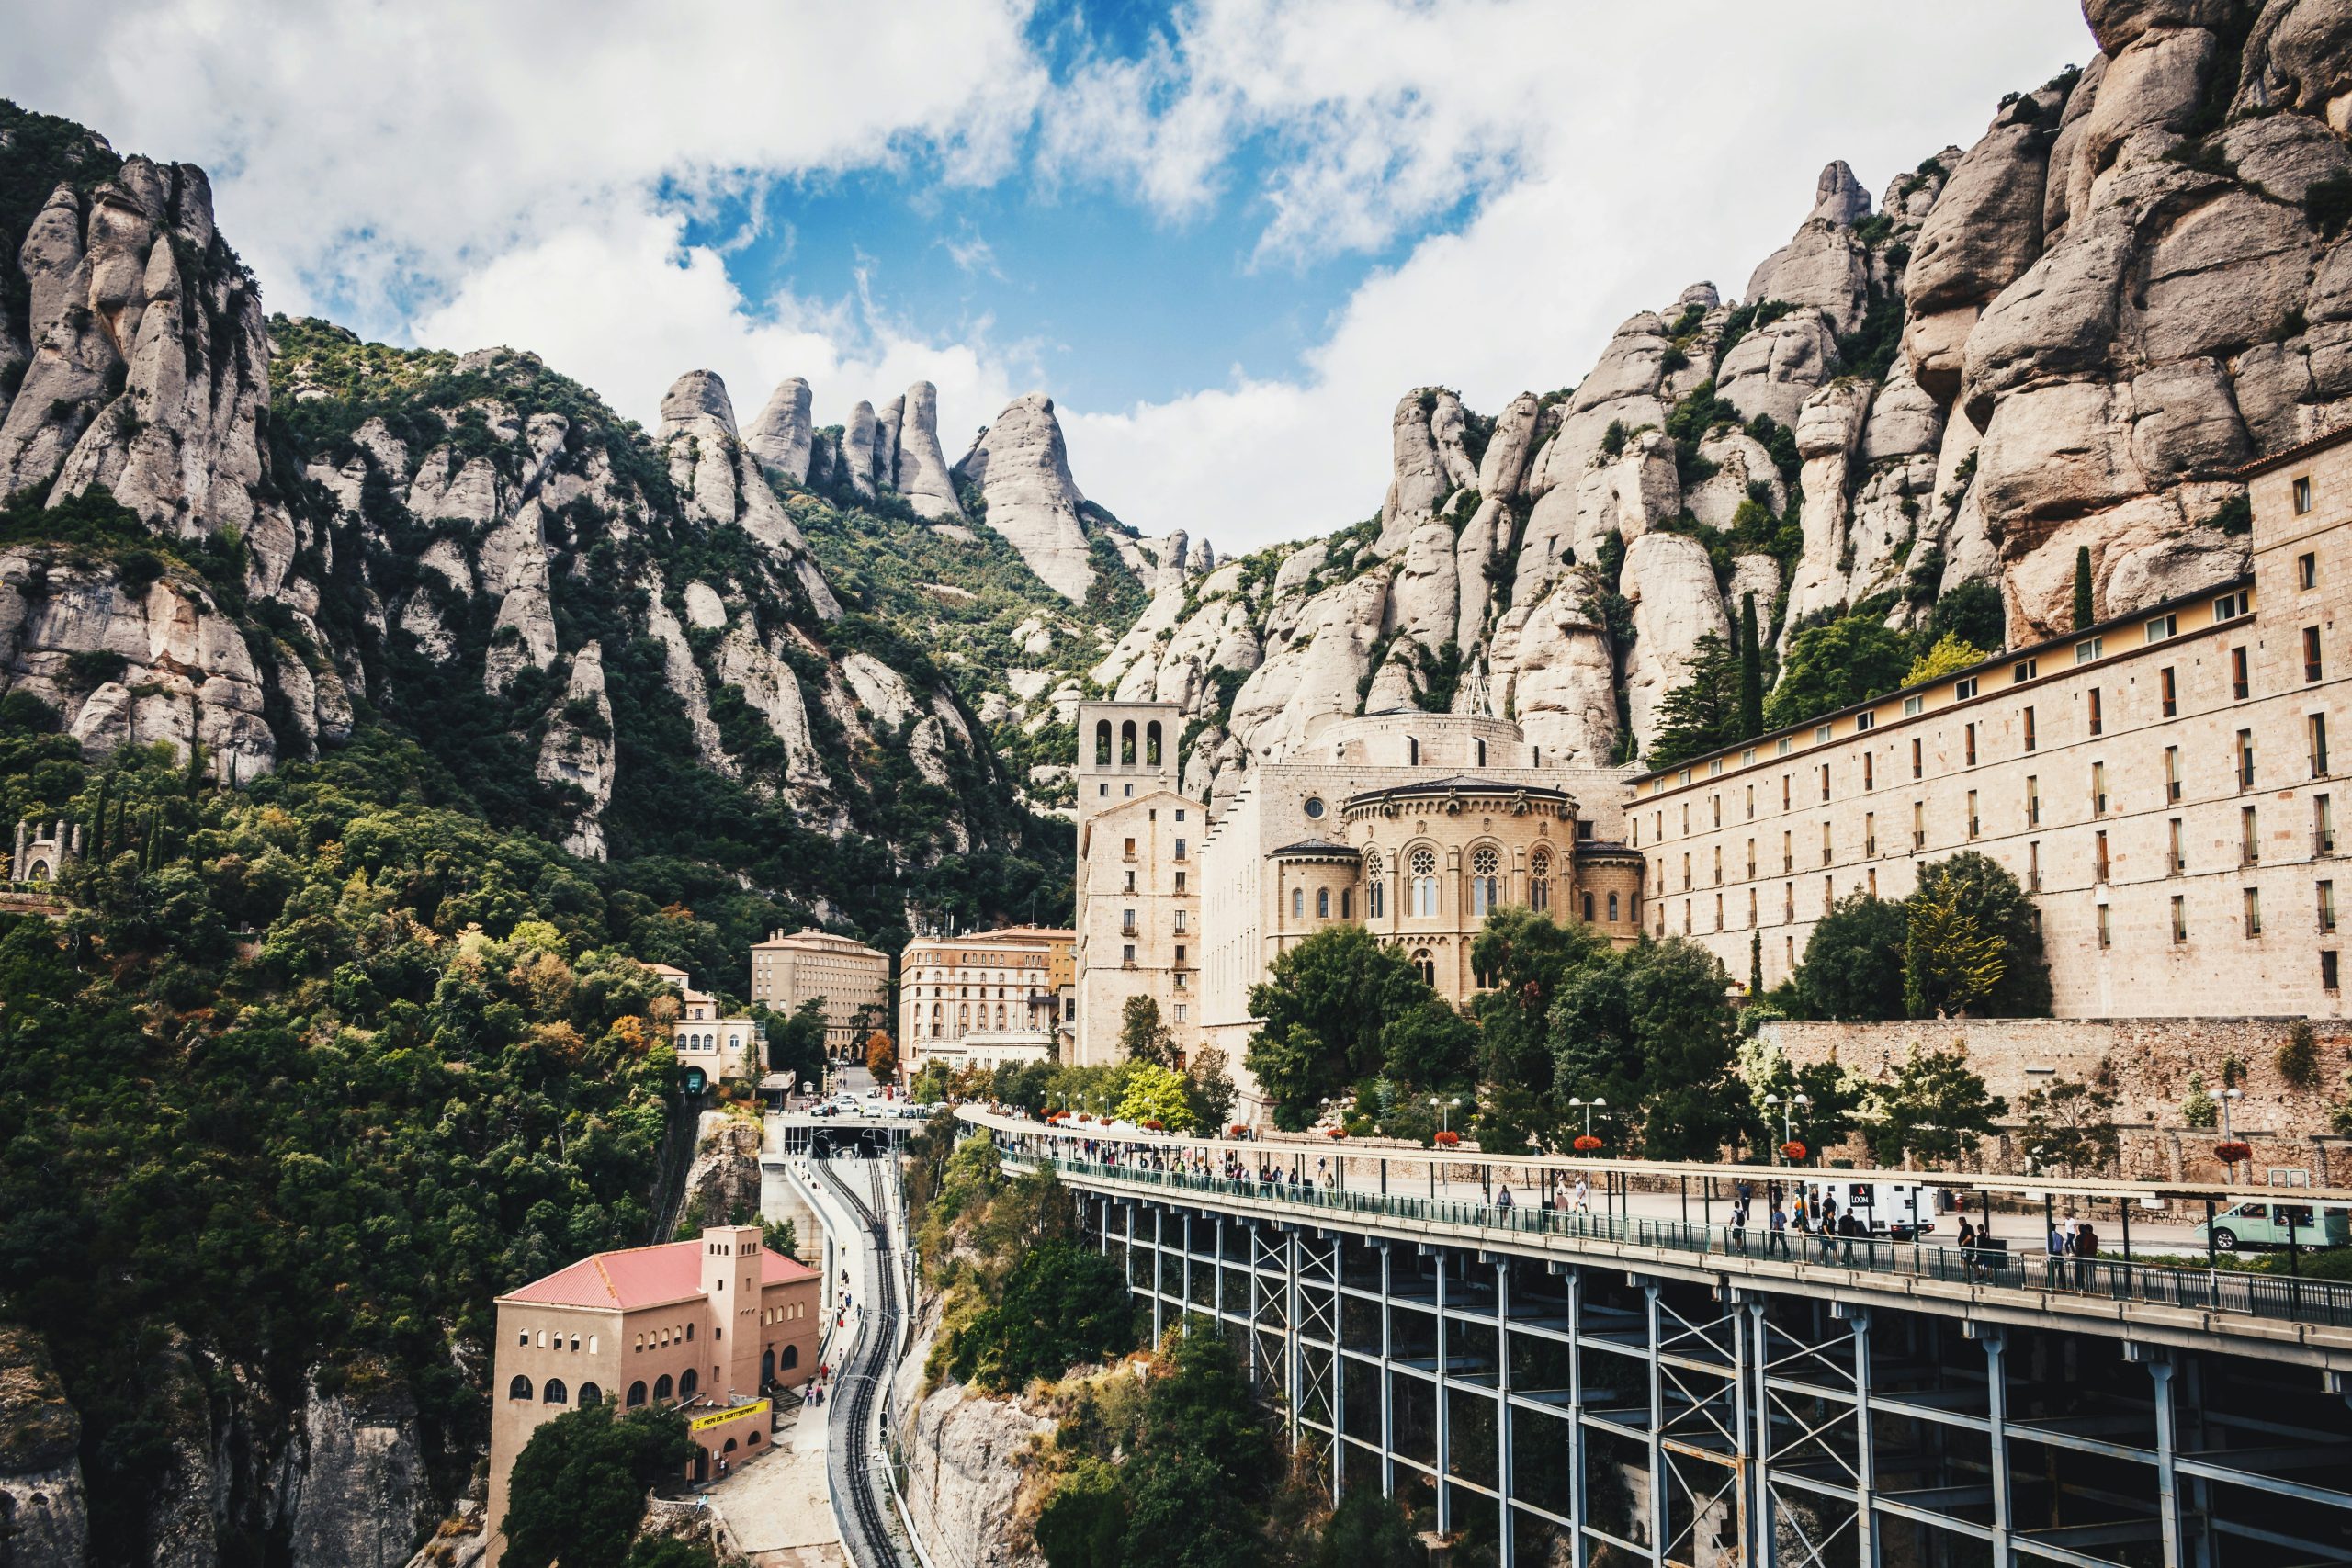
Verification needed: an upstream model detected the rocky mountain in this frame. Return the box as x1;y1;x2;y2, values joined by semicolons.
1062;0;2352;801
0;97;1131;948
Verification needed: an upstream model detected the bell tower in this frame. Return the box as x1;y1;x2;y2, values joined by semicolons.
1075;700;1187;836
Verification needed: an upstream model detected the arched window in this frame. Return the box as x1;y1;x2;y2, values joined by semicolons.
1608;892;1620;922
543;1379;568;1405
654;1374;674;1401
783;1345;799;1369
1476;738;1487;767
685;1323;695;1342
1530;850;1551;912
628;1381;648;1407
995;1003;1006;1029
578;1383;603;1407
508;1376;533;1400
723;1438;739;1453
1413;948;1436;987
1317;887;1330;919
1408;737;1420;766
1292;887;1304;919
680;1369;700;1398
1410;849;1440;918
1094;720;1112;766
958;1003;970;1031
1146;721;1163;765
1582;891;1596;921
1470;847;1501;917
1365;852;1385;920
587;1336;598;1355
1121;721;1137;766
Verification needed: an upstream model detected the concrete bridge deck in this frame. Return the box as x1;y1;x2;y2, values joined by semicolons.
959;1110;2352;1568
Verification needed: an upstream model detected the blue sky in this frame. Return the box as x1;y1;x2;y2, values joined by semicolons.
7;0;2095;547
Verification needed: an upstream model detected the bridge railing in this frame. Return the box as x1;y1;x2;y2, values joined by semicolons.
1015;1149;2352;1332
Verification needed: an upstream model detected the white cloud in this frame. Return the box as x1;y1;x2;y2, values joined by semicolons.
3;0;2098;558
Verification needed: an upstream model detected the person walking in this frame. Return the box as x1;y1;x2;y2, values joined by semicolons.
1817;1196;1841;1262
1497;1184;1514;1219
1957;1217;1980;1281
1729;1197;1748;1256
1573;1174;1591;1214
1767;1199;1791;1259
2074;1217;2099;1288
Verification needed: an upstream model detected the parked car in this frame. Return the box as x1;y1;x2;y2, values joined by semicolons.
2194;1201;2352;1251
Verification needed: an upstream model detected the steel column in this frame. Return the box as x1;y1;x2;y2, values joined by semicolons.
2151;1359;2182;1568
1379;1241;1396;1496
1286;1229;1303;1456
1985;1331;2012;1568
1151;1206;1165;1341
1498;1260;1516;1568
1329;1236;1345;1504
1567;1268;1589;1568
1179;1212;1192;1333
1438;1250;1453;1535
1647;1284;1666;1565
1854;1309;1881;1568
1750;1300;1771;1568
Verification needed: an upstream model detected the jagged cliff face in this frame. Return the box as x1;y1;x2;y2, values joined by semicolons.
1084;0;2352;789
0;102;1085;931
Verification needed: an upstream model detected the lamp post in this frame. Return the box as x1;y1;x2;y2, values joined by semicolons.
1567;1096;1607;1140
1764;1091;1811;1164
1429;1096;1461;1135
2222;1086;2245;1181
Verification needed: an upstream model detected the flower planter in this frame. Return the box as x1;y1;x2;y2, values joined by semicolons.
1573;1134;1604;1153
1781;1141;1808;1162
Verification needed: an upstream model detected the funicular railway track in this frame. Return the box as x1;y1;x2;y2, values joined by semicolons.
818;1155;903;1567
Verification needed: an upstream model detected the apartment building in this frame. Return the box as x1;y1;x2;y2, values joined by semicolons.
1633;425;2352;1018
746;929;889;1050
899;924;1075;1072
646;962;762;1088
1073;703;1204;1065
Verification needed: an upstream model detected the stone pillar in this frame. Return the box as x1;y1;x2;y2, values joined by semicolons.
10;820;22;880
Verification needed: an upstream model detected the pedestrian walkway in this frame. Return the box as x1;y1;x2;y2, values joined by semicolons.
703;1393;846;1568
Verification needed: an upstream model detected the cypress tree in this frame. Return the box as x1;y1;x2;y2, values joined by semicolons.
88;773;110;861
1749;931;1764;996
2072;547;2094;630
1737;592;1764;739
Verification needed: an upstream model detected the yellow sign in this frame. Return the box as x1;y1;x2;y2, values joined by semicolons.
689;1400;769;1433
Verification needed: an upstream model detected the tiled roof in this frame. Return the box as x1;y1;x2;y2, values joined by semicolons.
1347;774;1571;804
2237;420;2352;478
501;1240;817;1311
1270;838;1361;858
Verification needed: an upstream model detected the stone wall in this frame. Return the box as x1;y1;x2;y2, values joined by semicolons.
1758;1017;2351;1184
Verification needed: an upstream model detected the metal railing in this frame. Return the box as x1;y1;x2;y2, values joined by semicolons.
1008;1148;2352;1333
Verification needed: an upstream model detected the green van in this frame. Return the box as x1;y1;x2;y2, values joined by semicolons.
2193;1201;2352;1251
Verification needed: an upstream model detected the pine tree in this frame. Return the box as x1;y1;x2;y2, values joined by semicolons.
1737;592;1764;739
2072;547;2094;630
1646;634;1743;767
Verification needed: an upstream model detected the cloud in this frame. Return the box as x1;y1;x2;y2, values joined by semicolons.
3;0;2096;560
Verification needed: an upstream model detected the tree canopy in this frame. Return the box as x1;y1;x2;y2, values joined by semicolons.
1763;614;1915;732
501;1404;696;1568
1792;894;1910;1021
1245;926;1457;1128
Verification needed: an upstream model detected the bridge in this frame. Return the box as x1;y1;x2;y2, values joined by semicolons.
959;1110;2352;1568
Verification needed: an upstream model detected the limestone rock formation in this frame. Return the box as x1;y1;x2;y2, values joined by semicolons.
1621;532;1732;749
536;642;615;860
281;1373;433;1568
891;381;966;522
744;375;815;481
0;1325;86;1568
954;393;1096;601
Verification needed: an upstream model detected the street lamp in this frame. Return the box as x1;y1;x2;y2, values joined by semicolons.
1567;1096;1607;1140
1428;1096;1461;1135
1764;1091;1812;1163
2220;1087;2244;1142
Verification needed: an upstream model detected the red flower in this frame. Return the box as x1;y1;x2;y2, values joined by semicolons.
1573;1134;1603;1153
1227;1124;1250;1138
2214;1140;2253;1164
1326;1126;1347;1138
1781;1141;1808;1162
1433;1130;1462;1147
1143;1119;1165;1131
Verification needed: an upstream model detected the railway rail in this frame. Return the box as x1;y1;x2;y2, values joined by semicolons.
817;1154;904;1568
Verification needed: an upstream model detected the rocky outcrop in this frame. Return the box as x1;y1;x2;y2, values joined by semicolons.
0;1326;86;1568
1621;533;1731;750
657;371;840;621
0;154;284;559
0;548;281;779
954;394;1096;601
892;1295;1049;1568
683;1111;763;1225
744;376;815;482
281;1372;433;1568
890;381;965;522
1745;160;1876;334
536;642;615;860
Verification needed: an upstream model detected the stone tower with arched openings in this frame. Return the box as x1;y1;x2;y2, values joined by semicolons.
1074;700;1184;838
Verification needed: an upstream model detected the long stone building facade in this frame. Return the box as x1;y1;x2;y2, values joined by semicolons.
1071;428;2352;1094
1637;427;2352;1019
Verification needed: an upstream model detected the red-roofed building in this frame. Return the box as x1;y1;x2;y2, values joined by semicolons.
484;1225;820;1565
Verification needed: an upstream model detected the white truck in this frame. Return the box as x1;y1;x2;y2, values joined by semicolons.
1804;1178;1945;1238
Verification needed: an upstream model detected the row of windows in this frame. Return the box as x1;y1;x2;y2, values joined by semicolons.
506;1368;736;1406
1092;718;1167;767
520;1328;601;1353
1645;634;2296;843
